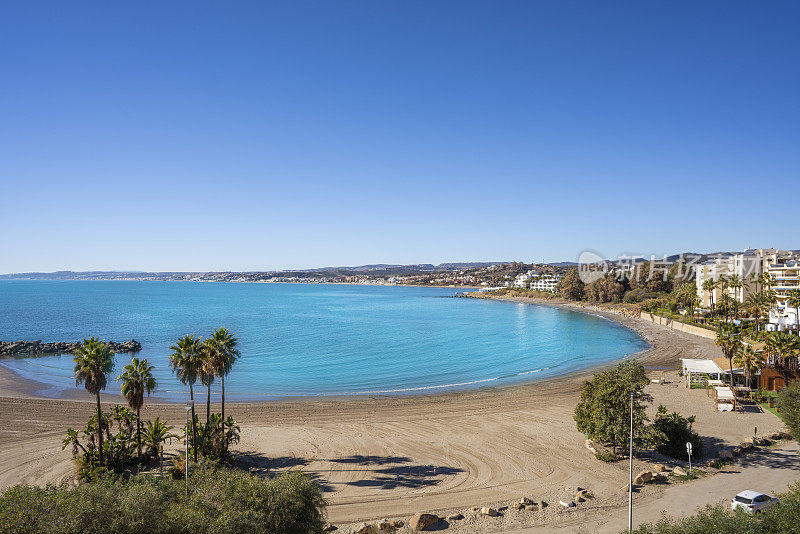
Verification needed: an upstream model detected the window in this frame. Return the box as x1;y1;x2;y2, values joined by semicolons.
735;495;753;504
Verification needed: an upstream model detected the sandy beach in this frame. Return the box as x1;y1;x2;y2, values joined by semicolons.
0;296;795;532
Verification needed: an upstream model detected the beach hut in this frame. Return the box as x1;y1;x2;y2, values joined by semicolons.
713;386;736;412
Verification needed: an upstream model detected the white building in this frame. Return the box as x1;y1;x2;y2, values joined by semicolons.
696;249;800;310
513;271;562;292
767;307;799;332
529;274;562;292
695;253;761;308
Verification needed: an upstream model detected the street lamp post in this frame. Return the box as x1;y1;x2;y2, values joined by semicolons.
185;400;193;496
628;392;634;533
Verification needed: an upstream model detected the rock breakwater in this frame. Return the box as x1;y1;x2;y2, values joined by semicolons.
0;339;142;356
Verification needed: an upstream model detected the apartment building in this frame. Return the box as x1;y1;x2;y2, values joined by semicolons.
759;249;800;310
695;254;761;307
696;248;800;312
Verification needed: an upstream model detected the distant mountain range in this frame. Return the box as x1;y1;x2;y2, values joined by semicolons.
2;251;796;280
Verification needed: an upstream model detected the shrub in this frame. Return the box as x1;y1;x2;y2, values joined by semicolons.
652;410;703;460
709;457;733;469
776;381;800;442
595;451;620;462
0;466;325;534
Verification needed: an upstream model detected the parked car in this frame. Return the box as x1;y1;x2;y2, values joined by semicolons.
731;490;779;514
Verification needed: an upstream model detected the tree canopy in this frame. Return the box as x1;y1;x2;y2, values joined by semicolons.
574;360;652;453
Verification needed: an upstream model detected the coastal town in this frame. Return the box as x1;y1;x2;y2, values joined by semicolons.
3;1;799;533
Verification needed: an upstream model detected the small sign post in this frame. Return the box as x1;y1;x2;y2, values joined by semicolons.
686;442;693;474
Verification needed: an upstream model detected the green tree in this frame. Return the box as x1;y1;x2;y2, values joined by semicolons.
557;268;585;300
143;417;179;465
777;382;800;443
205;327;240;450
733;345;764;388
745;292;767;333
715;324;742;386
73;337;115;465
675;283;699;317
701;278;717;316
117;358;156;455
574;360;652;454
585;275;626;303
765;331;800;378
728;274;743;319
169;334;204;462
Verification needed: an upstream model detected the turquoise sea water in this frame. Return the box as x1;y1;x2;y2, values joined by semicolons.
0;280;648;401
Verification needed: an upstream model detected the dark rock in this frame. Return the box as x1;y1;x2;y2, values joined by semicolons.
0;339;141;356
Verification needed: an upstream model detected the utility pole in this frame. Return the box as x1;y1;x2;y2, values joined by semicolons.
628;392;634;533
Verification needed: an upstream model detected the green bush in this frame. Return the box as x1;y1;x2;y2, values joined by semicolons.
595;451;620;462
776;381;800;442
652;410;703;460
629;482;800;533
0;466;325;534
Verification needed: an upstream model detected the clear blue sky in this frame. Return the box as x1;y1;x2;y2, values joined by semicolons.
1;1;798;273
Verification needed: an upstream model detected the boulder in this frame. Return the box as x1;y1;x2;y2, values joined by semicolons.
446;513;464;521
652;473;667;483
409;513;440;531
718;450;734;460
575;489;591;500
376;519;397;532
480;507;499;517
633;471;654;485
575;495;585;503
512;502;524;510
672;466;687;476
740;442;754;451
355;523;373;534
559;500;576;508
391;520;404;528
519;497;534;505
409;514;438;531
323;526;338;532
653;464;669;473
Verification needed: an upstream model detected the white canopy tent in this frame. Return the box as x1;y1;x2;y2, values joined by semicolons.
714;386;736;411
681;358;724;385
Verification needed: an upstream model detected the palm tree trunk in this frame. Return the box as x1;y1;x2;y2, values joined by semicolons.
729;357;734;387
221;375;226;452
136;406;141;456
190;384;198;463
96;392;104;465
206;383;211;424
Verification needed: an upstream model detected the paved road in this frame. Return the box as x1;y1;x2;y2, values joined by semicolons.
515;442;800;533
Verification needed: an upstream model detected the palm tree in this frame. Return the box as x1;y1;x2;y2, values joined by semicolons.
716;324;742;386
702;278;717;316
73;337;115;465
787;289;800;336
728;274;743;319
719;294;737;324
765;331;800;377
118;357;157;455
745;293;767;334
733;345;764;388
205;327;240;448
169;334;204;462
200;340;215;425
143;418;179;471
